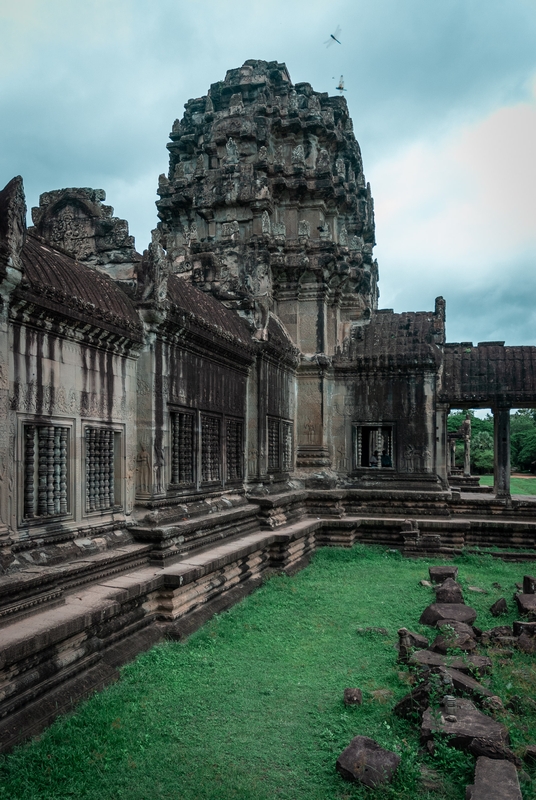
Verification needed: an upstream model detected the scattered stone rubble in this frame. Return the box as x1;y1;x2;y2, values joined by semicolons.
336;564;536;794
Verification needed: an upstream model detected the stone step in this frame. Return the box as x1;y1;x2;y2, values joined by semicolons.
0;543;152;627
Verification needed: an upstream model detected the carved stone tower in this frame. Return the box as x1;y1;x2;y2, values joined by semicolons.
156;60;379;473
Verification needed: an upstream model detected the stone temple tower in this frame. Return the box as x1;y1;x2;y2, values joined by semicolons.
156;60;379;474
156;59;378;350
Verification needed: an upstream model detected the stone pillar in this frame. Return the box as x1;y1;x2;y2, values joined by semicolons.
296;359;331;469
463;435;471;477
493;406;511;499
435;403;449;488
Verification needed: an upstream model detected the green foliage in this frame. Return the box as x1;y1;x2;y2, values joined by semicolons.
1;548;536;799
509;410;536;472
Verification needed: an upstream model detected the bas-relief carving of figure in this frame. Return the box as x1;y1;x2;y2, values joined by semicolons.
225;137;239;164
137;444;151;493
248;447;258;476
153;445;165;494
258;145;268;161
304;420;315;444
261;210;271;235
298;219;310;238
274;145;284;165
292;144;305;165
308;95;321;115
337;445;348;470
247;263;272;340
316;149;330;172
339;226;348;247
288;89;298;112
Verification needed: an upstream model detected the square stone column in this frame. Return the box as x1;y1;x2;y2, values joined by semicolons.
435;403;449;488
493;406;511;499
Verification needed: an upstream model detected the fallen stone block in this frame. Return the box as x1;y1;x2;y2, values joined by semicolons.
517;631;536;653
437;666;495;700
411;649;492;675
421;698;509;751
435;577;464;604
480;625;513;645
490;598;508;617
429;565;458;583
513;620;536;636
468;586;488;594
437;619;478;638
515;593;536;618
393;682;430;719
336;735;400;788
466;756;522;800
523;575;536;594
420;603;477;626
343;688;363;706
468;737;521;767
430;629;476;654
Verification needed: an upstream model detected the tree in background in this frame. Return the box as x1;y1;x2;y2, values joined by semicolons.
510;410;536;472
448;409;536;474
447;410;494;474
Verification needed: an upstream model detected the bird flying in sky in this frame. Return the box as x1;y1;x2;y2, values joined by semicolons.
325;26;341;46
336;75;346;93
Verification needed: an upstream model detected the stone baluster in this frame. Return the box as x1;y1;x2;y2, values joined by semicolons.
108;430;115;507
24;425;35;518
53;427;61;514
86;428;95;511
171;415;180;484
59;428;68;514
46;426;55;516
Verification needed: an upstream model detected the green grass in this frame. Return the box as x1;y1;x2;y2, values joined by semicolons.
1;547;536;799
479;475;536;495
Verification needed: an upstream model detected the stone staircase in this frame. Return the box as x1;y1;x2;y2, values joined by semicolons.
2;486;536;754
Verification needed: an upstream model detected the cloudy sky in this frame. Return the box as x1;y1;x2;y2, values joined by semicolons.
1;0;535;345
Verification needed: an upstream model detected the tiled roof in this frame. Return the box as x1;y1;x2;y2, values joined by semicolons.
346;309;444;367
19;234;142;337
441;342;536;405
167;275;252;346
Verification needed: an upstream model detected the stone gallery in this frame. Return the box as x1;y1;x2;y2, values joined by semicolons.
1;60;536;750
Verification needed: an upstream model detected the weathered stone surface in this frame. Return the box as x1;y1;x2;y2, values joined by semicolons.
490;598;508;617
435;577;464;604
513;620;536;636
420;579;433;587
420;603;477;626
393;682;430;719
467;756;522;800
429;565;458;583
343;688;363;706
437;619;477;638
515;593;536;617
421;698;509;750
468;738;521;767
437;666;495;700
430;628;476;653
480;625;513;644
517;631;536;653
411;650;492;675
468;586;488;594
523;575;536;594
336;736;400;787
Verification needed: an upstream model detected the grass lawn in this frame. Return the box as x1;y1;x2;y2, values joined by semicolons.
1;547;536;799
479;475;536;495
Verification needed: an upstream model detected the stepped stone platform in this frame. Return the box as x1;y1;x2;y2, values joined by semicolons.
2;487;536;753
